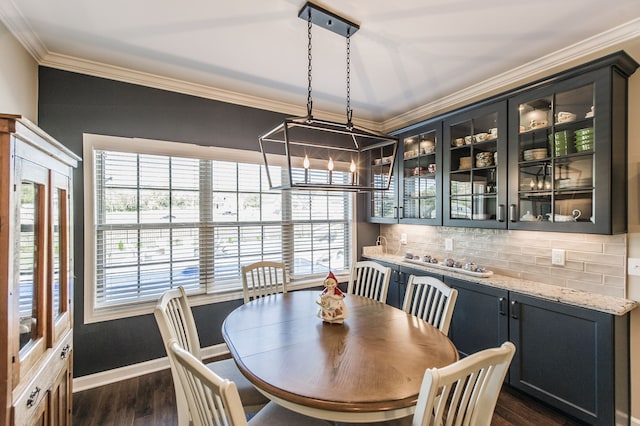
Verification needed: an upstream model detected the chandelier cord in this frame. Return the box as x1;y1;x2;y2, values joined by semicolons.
346;28;353;128
306;11;313;118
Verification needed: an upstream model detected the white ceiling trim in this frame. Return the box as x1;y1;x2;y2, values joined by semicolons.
0;0;47;60
381;18;640;132
1;1;638;134
38;52;380;130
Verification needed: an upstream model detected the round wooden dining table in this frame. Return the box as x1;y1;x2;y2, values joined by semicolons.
222;290;459;423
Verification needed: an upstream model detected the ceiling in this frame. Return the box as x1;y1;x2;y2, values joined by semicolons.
1;0;639;129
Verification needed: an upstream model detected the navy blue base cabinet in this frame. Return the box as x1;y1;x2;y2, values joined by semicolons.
446;277;629;426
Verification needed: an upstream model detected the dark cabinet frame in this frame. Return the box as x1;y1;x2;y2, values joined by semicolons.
442;101;508;229
446;277;630;426
368;120;443;225
369;51;638;234
507;66;630;234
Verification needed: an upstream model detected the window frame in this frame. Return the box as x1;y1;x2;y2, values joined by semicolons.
83;134;356;323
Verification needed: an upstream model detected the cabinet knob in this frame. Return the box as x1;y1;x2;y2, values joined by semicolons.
60;344;71;359
26;386;41;408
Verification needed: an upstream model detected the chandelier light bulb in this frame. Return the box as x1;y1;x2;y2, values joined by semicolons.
303;154;310;183
350;160;357;185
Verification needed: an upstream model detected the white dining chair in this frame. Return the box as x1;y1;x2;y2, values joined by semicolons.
402;275;458;335
166;339;331;426
345;342;515;426
414;341;516;425
347;260;391;303
154;287;268;426
241;261;287;303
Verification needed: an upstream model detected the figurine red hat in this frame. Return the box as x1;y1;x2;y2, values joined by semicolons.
322;271;344;296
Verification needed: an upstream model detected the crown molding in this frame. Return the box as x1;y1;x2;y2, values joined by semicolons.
380;17;640;133
1;0;637;134
39;51;384;132
0;0;47;60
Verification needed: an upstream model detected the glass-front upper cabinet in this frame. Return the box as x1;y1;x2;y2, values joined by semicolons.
368;143;398;223
507;62;632;234
398;122;442;224
443;101;508;228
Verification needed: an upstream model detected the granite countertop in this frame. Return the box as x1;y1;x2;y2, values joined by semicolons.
362;251;638;316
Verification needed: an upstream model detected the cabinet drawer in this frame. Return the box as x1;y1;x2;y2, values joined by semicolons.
12;332;72;425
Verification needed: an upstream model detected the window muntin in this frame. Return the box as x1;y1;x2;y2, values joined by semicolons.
87;137;353;316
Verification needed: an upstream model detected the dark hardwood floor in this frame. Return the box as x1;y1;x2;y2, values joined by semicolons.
72;367;585;426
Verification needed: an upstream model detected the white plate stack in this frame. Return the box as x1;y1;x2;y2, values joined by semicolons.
523;148;548;161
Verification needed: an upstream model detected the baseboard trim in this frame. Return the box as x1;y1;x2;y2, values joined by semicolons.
72;343;229;393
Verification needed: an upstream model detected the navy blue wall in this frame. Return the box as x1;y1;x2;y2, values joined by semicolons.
37;67;291;376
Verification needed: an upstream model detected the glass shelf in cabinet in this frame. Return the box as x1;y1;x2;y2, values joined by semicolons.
520;125;551;134
518;190;553;198
553;188;594;196
405;172;436;179
552;117;593;129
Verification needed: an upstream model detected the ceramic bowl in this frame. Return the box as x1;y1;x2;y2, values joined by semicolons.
474;133;489;142
556;112;577;123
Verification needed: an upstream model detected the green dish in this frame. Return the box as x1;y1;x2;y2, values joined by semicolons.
574;128;594;135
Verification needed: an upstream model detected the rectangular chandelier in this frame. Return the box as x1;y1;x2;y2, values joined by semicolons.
258;1;398;192
259;115;398;191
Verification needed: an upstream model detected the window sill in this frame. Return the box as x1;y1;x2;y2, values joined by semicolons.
84;273;351;324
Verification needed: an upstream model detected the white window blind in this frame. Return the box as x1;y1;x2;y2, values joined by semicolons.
88;137;353;313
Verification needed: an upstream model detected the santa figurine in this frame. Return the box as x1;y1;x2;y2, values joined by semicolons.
316;271;349;324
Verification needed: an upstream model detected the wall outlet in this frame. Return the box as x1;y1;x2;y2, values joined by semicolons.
400;233;407;245
628;258;640;276
445;238;453;251
551;249;566;266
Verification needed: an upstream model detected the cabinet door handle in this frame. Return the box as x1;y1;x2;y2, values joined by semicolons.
60;344;71;359
498;297;507;316
497;205;505;222
511;300;519;319
26;386;41;408
394;206;398;219
398;206;404;219
509;204;517;222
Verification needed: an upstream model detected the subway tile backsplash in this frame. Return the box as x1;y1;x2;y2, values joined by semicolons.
379;224;628;299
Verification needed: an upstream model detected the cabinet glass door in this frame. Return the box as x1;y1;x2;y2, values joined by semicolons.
15;158;49;379
370;176;396;219
50;171;71;344
402;129;438;221
515;84;594;224
18;180;42;352
447;111;500;223
51;188;63;318
369;145;398;222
